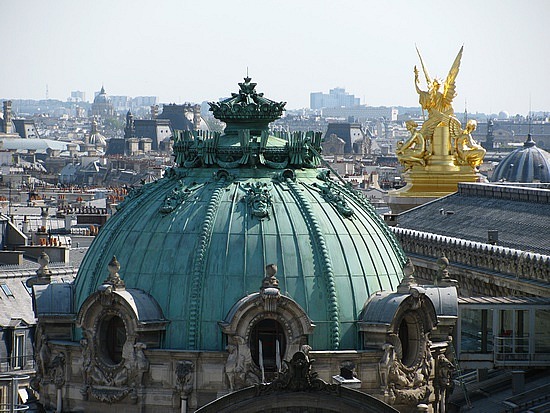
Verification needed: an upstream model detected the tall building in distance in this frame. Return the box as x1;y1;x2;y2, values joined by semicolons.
310;87;360;109
70;90;86;102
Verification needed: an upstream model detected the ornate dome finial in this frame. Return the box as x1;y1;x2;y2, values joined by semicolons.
208;77;286;126
524;133;536;148
104;255;125;289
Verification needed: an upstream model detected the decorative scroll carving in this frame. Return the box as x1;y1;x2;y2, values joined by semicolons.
90;387;132;404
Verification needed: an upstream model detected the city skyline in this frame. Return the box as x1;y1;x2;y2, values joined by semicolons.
2;0;549;116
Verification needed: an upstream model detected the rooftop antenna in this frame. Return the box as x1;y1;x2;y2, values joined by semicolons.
246;66;249;78
46;84;49;100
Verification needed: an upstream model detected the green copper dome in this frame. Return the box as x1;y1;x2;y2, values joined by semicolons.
74;78;406;351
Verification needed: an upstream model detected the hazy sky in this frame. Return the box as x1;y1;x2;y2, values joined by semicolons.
2;0;549;115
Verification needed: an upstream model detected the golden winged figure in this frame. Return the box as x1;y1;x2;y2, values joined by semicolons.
415;46;463;115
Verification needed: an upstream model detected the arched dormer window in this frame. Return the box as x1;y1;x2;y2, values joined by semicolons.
220;265;314;387
76;256;168;402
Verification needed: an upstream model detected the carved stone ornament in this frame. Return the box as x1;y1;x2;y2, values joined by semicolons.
434;353;455;413
379;336;434;407
244;182;272;220
175;360;195;397
80;332;151;404
255;350;340;396
33;329;67;389
314;179;354;218
159;179;191;214
225;335;261;391
36;251;52;280
260;264;281;312
102;255;125;290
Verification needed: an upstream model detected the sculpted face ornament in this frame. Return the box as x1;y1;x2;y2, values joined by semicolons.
244;182;273;219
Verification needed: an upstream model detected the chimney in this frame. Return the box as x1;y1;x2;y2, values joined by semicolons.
193;104;201;130
3;101;12;133
487;230;498;245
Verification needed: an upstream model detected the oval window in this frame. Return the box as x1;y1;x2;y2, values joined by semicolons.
100;315;126;365
398;313;421;367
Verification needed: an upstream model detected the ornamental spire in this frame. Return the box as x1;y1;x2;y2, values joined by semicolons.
208;77;286;132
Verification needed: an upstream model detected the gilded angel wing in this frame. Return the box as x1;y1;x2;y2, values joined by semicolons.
415;46;432;85
442;46;464;111
448;116;462;139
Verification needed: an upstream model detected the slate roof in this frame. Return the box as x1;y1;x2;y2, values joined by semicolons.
396;183;550;256
0;266;76;326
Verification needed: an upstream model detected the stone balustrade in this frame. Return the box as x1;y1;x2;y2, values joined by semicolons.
392;227;550;285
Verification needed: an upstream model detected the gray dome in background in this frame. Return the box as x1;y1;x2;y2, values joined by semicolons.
491;135;550;183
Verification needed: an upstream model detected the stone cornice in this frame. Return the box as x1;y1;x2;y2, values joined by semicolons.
392;227;549;287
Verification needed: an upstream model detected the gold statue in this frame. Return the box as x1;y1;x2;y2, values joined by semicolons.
454;120;486;169
415;46;462;115
413;46;463;145
396;121;428;171
390;47;487;213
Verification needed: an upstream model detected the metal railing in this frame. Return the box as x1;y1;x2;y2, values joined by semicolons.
494;335;550;367
0;357;34;374
0;405;28;412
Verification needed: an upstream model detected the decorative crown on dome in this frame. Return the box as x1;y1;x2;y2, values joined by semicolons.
208;77;286;122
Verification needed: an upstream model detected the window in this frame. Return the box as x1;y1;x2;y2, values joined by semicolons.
12;333;25;369
21;281;32;296
0;384;8;410
398;312;422;367
0;284;13;298
250;319;286;373
460;308;494;353
100;315;126;365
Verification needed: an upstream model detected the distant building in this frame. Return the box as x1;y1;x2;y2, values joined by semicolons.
158;103;205;131
110;95;132;112
132;96;158;107
490;134;550;183
310;87;360;109
473;120;550;149
90;86;114;118
13;119;39;139
0;101;21;139
322;106;398;121
323;122;370;155
70;90;86;102
123;109;172;152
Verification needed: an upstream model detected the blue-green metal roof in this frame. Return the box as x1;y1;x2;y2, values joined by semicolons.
73;78;406;351
74;167;405;351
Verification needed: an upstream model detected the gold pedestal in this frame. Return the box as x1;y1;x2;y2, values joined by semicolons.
387;125;483;213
